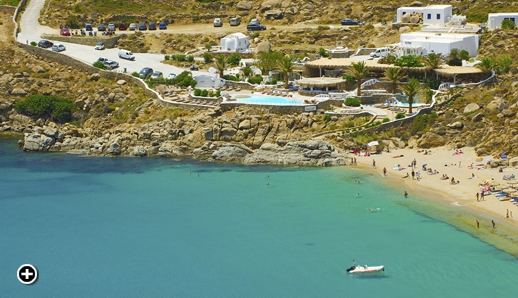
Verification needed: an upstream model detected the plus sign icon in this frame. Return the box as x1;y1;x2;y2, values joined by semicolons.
17;264;38;285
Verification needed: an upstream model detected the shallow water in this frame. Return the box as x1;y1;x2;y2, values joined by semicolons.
1;138;517;297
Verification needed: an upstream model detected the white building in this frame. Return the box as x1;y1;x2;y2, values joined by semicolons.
398;32;479;57
193;75;225;88
488;13;518;30
219;33;250;53
397;5;452;25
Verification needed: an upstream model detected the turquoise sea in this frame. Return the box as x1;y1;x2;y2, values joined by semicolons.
1;137;518;297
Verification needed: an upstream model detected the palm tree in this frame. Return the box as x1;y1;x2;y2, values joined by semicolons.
475;57;493;73
277;56;294;89
384;67;407;94
214;55;228;78
347;61;370;96
422;53;442;79
400;78;421;114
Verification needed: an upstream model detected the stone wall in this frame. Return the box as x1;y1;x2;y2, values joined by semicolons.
41;34;122;48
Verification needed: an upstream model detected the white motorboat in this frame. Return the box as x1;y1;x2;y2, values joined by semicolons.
346;264;385;274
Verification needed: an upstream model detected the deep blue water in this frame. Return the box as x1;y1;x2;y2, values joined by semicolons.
1;138;517;297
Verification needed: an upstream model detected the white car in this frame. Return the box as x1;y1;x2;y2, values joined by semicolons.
51;44;66;52
167;73;176;79
94;42;105;50
214;18;222;27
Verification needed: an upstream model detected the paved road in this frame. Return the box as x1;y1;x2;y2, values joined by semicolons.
17;0;213;79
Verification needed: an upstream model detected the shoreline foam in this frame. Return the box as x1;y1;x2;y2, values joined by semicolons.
353;146;518;257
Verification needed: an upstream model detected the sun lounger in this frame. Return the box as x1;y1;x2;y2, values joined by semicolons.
235;86;241;91
227;86;233;91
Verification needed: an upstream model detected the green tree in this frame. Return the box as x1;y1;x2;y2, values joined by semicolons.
421;53;442;79
255;51;284;75
475;57;494;73
347;61;370;97
447;49;462;66
318;47;329;58
214;55;228;78
242;67;252;77
203;52;213;63
14;95;76;122
495;55;513;74
459;50;470;61
384;67;407;94
277;56;294;88
228;53;241;66
400;78;421;114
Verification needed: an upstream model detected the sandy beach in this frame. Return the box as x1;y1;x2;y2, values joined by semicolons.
353;146;518;256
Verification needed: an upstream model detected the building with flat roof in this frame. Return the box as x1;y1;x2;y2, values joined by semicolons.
219;33;250;53
488;13;518;30
397;5;452;25
398;32;479;57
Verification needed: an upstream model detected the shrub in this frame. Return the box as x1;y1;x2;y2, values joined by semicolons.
187;55;195;62
228;53;241;65
395;113;406;119
164;55;170;60
131;71;139;77
242;67;252;77
423;77;441;90
216;90;221;97
93;61;107;70
14;95;75;122
194;89;201;96
382;118;390;123
30;41;37;46
344;97;361;107
248;75;263;84
223;74;239;81
378;54;397;65
266;78;277;84
203;52;213;63
501;19;516;30
318;47;329;58
395;55;423;67
459;50;470;61
200;89;208;97
323;114;332;123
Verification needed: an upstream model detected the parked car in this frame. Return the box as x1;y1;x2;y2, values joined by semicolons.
98;24;106;31
159;21;167;30
340;18;359;25
250;19;260;25
230;17;241;26
60;27;70;36
52;44;66;52
94;42;105;50
85;23;93;31
118;23;127;30
129;23;136;31
148;22;157;30
370;47;391;58
139;67;154;79
189;65;199;71
167;73;176;79
214;18;222;27
247;23;266;31
37;40;53;48
138;23;147;31
103;60;119;70
151;71;163;79
118;49;135;61
108;23;116;31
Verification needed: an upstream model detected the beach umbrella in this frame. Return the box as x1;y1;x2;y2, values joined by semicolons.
507;181;518;186
367;141;379;147
502;187;515;193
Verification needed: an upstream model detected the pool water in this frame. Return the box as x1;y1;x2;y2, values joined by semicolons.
234;95;304;105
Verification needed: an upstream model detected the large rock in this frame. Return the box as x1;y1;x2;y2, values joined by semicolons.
417;132;445;148
236;1;252;10
212;143;253;162
447;121;463;129
463;103;480;114
10;88;27;97
23;133;55;151
265;9;284;19
260;0;281;12
486;98;507;113
107;142;121;155
255;41;271;54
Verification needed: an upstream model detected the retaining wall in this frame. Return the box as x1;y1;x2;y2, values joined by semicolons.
41;33;122;48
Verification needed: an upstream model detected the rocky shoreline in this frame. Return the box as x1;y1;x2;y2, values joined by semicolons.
3;104;349;166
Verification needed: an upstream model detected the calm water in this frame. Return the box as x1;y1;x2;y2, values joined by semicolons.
1;138;517;297
235;95;303;105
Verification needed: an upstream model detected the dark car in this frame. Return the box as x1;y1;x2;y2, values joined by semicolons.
148;22;157;30
247;23;266;31
138;23;147;31
60;27;70;36
340;18;359;25
118;23;127;30
37;40;53;48
158;21;167;30
98;24;106;31
139;67;154;79
189;65;199;71
85;23;93;31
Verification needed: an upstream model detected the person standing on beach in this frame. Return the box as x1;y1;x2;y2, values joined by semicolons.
476;192;479;202
404;191;408;197
411;169;415;180
476;220;480;229
383;167;387;176
372;159;376;169
492;220;496;229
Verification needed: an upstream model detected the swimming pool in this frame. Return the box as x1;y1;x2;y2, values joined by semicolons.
233;95;305;105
